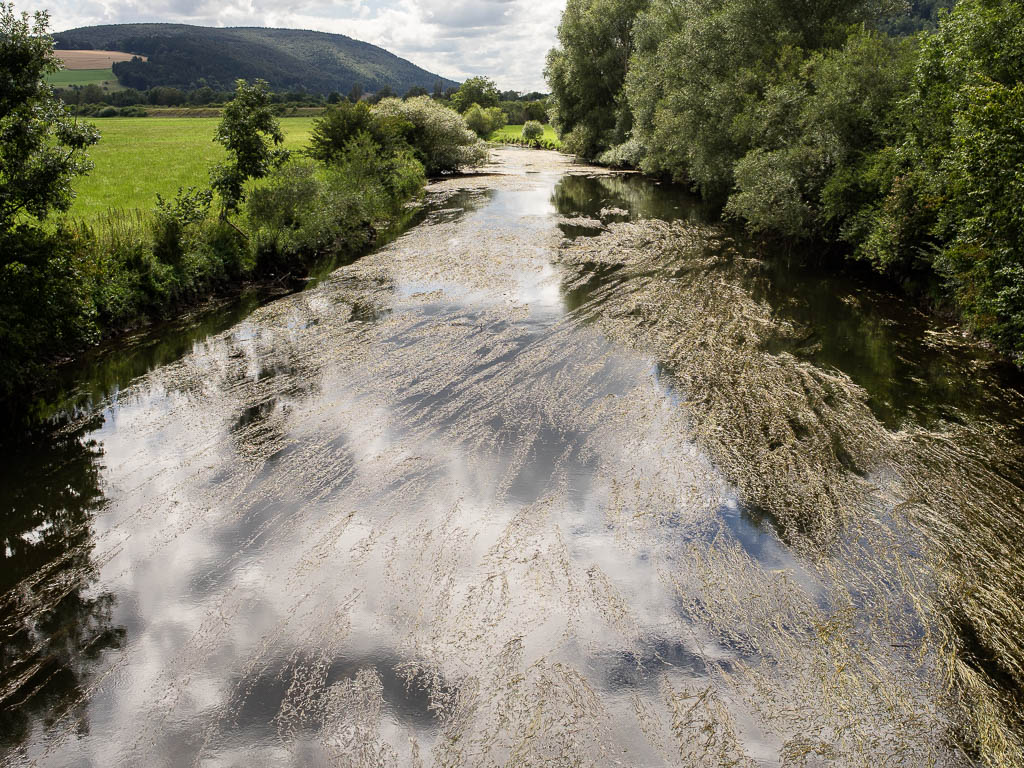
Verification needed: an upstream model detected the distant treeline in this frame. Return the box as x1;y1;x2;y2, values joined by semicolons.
547;0;1024;363
55;81;551;124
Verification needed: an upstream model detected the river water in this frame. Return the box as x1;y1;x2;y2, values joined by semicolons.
3;148;1024;767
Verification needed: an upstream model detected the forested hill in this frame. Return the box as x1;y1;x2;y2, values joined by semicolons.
53;24;459;95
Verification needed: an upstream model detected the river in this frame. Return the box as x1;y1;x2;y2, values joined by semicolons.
2;148;1023;767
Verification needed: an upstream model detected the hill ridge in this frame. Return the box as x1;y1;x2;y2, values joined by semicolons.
53;23;459;95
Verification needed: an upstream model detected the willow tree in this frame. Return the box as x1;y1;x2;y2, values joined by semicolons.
544;0;649;158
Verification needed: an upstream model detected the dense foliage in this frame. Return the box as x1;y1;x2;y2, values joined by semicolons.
464;103;507;138
545;0;649;157
0;5;99;229
0;5;101;400
522;121;544;143
547;0;1024;361
53;23;458;96
450;77;501;113
373;97;488;176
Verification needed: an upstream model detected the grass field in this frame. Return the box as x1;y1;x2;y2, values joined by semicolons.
69;117;317;221
489;124;562;148
47;68;120;88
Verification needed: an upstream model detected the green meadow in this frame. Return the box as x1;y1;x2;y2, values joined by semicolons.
69;117;317;221
47;67;119;87
489;124;562;148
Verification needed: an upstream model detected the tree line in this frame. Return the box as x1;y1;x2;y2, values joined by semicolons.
547;0;1024;363
54;76;552;126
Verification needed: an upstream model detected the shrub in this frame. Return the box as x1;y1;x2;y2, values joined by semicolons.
522;121;545;144
597;137;644;168
152;186;214;266
373;96;488;175
308;101;412;164
465;104;508;138
247;138;425;272
464;103;490;137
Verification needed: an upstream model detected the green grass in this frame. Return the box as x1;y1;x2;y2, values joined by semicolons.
69;117;317;221
488;124;562;149
47;68;120;88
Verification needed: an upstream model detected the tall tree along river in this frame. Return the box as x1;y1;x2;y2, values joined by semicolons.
2;148;1024;767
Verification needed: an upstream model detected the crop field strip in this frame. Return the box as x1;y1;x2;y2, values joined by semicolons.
55;49;146;68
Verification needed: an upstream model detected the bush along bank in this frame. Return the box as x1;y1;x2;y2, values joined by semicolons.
0;61;488;410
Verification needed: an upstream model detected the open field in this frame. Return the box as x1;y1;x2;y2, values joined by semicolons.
55;50;145;68
69;117;317;221
47;67;119;88
489;124;562;149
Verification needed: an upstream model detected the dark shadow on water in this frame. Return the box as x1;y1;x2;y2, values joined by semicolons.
227;652;449;733
552;174;713;226
0;416;125;752
744;257;1024;433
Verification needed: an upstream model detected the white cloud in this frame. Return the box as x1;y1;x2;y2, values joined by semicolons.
24;0;566;91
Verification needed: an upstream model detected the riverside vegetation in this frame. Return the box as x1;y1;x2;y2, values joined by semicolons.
546;0;1024;363
0;5;488;409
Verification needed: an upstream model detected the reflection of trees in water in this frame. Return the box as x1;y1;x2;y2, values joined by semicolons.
743;255;1024;432
552;173;709;223
0;416;124;750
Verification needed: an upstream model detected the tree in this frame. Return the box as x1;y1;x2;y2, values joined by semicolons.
210;79;288;215
369;86;396;104
886;0;1024;358
522;121;544;145
545;0;649;158
372;96;488;175
0;4;99;231
625;0;898;200
0;4;102;398
450;76;501;113
349;83;364;103
405;85;429;99
463;103;508;138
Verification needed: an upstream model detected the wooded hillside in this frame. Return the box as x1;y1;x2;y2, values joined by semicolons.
53;24;459;95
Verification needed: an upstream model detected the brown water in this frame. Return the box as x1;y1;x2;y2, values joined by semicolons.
3;148;1024;767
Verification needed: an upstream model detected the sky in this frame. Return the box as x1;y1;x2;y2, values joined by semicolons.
25;0;567;92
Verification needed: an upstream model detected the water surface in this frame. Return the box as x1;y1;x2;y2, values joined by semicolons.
3;148;1023;767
